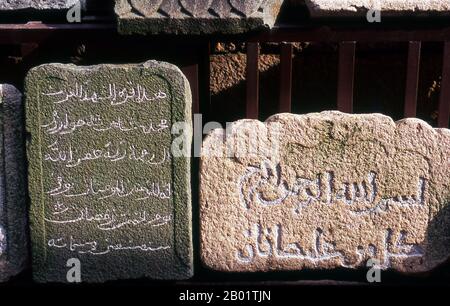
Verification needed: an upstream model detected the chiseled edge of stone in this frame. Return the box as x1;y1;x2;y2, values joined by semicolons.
115;0;282;35
25;61;193;282
201;111;450;143
0;84;28;283
0;0;82;10
199;110;450;272
305;0;450;17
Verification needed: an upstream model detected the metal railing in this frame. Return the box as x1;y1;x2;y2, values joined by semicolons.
1;22;450;128
242;26;450;128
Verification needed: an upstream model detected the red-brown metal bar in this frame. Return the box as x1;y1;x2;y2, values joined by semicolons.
181;64;199;114
0;22;115;44
279;42;293;113
404;41;421;118
438;42;450;128
248;26;450;43
246;42;259;119
337;41;356;113
4;24;450;44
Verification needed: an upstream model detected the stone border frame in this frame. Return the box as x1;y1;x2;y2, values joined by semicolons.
25;61;193;281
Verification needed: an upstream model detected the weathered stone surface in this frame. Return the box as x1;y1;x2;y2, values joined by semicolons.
0;84;28;282
115;0;283;35
200;111;450;273
0;0;80;10
305;0;450;17
26;61;193;283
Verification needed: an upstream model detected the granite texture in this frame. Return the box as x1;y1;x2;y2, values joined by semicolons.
305;0;450;17
200;111;450;273
26;61;193;283
115;0;284;35
0;84;28;282
0;0;81;10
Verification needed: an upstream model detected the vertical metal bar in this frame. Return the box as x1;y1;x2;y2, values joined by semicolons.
246;42;259;119
201;42;211;119
279;42;293;113
337;41;356;113
20;42;39;58
181;63;199;114
438;42;450;128
404;41;421;118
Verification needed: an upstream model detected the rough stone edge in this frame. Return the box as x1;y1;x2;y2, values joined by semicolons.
25;61;193;282
114;0;282;35
117;17;269;35
0;84;28;283
201;111;449;144
0;0;84;10
199;110;450;273
304;0;450;17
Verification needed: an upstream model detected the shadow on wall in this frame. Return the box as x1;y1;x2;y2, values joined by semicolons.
210;42;444;126
209;42;337;124
426;199;450;272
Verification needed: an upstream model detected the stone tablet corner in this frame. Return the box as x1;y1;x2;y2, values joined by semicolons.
0;84;28;282
0;0;84;10
304;0;450;17
115;0;284;35
25;61;193;282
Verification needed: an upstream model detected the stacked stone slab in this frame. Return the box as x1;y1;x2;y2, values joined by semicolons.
200;111;450;273
115;0;284;35
305;0;450;17
0;84;28;282
0;0;82;10
26;61;193;282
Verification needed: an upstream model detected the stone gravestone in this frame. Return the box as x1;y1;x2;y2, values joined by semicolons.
0;84;28;282
0;0;82;10
200;111;450;273
304;0;450;17
26;61;193;282
115;0;283;35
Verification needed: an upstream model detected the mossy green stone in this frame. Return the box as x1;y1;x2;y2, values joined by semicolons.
26;61;193;283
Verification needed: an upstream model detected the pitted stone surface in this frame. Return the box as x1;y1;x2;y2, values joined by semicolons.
200;111;450;273
0;84;28;282
26;61;193;283
305;0;450;17
115;0;283;35
0;0;81;10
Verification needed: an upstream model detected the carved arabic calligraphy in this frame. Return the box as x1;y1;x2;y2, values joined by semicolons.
235;160;427;267
39;75;175;261
45;204;172;231
42;111;169;135
44;140;170;168
47;236;170;256
236;223;424;268
238;160;426;215
47;176;171;200
42;82;167;105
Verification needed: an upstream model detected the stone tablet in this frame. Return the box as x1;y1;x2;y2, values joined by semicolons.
305;0;450;17
115;0;283;35
0;84;28;282
0;0;81;10
26;61;193;282
200;111;450;273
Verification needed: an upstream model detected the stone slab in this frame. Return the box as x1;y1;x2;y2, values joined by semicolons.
305;0;450;17
200;111;450;273
0;0;81;10
26;61;193;283
115;0;283;35
0;84;28;282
